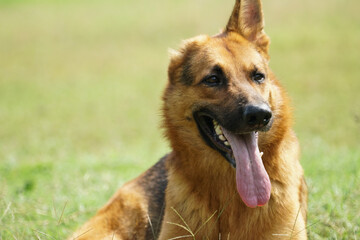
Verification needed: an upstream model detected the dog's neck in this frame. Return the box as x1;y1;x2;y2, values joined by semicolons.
163;131;299;218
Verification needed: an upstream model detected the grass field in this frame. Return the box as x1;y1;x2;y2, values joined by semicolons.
0;0;359;239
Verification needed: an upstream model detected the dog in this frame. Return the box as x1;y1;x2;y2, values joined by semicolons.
70;0;308;239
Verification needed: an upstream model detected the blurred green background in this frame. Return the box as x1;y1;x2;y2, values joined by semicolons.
0;0;359;239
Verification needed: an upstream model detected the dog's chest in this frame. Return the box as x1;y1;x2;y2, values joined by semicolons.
164;195;276;239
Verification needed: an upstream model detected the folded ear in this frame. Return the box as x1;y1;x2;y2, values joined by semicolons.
226;0;270;54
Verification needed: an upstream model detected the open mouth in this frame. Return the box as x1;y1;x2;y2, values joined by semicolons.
194;112;271;208
194;113;264;168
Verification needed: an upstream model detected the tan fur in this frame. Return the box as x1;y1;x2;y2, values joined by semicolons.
70;0;307;239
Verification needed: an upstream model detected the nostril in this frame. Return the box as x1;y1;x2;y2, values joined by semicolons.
263;112;272;124
247;115;258;126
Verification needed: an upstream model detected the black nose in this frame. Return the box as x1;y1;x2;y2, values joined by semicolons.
243;104;272;128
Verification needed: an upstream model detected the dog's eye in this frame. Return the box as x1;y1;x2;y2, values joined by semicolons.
202;75;222;87
251;71;265;83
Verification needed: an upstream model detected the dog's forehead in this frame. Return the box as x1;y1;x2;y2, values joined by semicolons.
191;35;265;74
216;38;263;69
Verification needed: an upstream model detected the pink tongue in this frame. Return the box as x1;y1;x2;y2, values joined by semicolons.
222;129;271;208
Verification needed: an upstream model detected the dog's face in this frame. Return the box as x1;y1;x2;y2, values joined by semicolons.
163;0;282;208
166;32;273;163
188;33;273;164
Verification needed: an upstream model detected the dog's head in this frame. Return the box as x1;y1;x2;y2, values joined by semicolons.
163;0;290;208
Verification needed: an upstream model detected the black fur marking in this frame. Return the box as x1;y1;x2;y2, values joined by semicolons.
181;60;193;85
140;156;168;240
180;46;198;86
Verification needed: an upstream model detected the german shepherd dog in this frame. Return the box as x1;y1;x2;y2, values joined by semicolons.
70;0;308;239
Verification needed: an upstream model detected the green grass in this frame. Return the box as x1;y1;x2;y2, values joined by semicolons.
0;0;359;239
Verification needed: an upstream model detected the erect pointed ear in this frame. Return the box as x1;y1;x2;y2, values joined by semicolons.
226;0;270;54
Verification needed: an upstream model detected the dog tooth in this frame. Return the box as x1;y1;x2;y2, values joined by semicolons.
260;152;264;157
215;125;222;135
224;141;230;146
219;135;226;141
